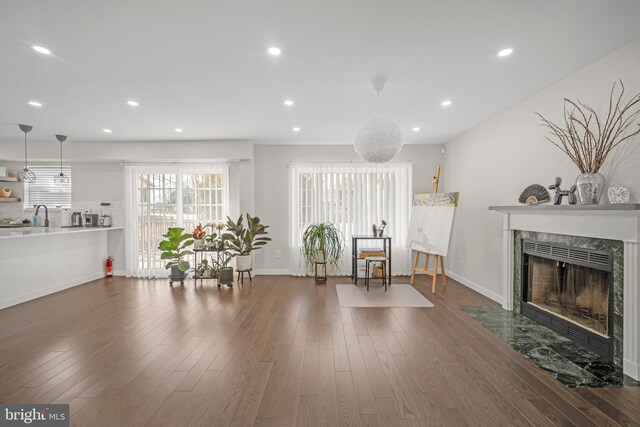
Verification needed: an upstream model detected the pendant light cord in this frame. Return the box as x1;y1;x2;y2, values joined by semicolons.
60;141;63;174
24;132;28;169
376;92;380;117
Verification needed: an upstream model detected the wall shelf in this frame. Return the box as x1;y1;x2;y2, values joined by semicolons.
0;198;21;202
0;177;19;183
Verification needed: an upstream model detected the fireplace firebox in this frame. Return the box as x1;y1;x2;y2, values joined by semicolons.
521;239;613;360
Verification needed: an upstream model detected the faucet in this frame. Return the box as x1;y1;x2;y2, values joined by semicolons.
35;205;49;227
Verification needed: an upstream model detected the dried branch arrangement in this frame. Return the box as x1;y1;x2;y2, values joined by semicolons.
537;80;640;173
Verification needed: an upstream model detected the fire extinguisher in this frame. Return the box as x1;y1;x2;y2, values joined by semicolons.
106;256;114;277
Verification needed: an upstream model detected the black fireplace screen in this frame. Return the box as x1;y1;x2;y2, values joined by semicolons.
525;256;609;336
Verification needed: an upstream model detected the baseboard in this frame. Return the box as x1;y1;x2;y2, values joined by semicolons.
445;270;505;306
112;269;126;276
253;269;291;275
0;272;105;310
624;359;640;381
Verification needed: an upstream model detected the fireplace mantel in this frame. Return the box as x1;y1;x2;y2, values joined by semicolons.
490;204;640;380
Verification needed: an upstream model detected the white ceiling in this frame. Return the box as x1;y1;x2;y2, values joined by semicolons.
1;0;640;145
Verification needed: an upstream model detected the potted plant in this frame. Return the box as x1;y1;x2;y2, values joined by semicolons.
222;213;271;271
302;222;344;272
195;258;217;279
192;224;206;249
537;80;640;204
215;249;234;285
159;227;194;285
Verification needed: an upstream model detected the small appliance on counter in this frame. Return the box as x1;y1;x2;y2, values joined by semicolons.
71;211;83;227
61;208;72;227
100;202;112;227
84;213;99;227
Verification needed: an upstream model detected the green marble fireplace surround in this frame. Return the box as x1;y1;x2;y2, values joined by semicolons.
513;230;624;367
489;204;640;381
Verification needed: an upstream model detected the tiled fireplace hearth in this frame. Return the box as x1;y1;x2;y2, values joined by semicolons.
490;204;640;380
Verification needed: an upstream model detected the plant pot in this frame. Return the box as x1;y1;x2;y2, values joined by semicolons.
218;267;233;284
194;239;205;249
236;254;252;271
315;249;325;263
576;173;605;205
170;266;187;281
210;270;217;279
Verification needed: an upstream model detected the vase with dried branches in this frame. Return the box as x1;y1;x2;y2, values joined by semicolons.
537;81;640;204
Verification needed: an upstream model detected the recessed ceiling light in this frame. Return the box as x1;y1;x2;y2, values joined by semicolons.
498;48;513;57
32;45;51;55
268;47;281;56
412;127;420;132
127;100;139;107
102;129;112;133
292;127;301;132
28;101;43;107
441;100;452;107
284;99;294;106
174;128;183;133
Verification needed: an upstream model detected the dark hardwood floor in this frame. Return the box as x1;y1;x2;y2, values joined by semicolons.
0;274;638;426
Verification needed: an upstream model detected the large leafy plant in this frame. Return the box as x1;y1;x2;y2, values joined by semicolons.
302;222;344;269
159;227;194;272
222;213;271;255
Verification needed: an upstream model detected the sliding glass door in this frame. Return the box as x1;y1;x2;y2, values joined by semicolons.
125;164;229;277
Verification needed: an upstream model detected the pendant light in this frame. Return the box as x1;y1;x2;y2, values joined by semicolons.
53;134;70;186
16;124;36;183
353;77;403;163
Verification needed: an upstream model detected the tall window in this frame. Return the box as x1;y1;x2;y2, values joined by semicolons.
289;163;412;275
125;164;229;277
23;166;72;209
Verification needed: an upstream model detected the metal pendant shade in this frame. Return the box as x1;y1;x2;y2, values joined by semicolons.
354;78;403;163
53;134;70;186
16;124;36;183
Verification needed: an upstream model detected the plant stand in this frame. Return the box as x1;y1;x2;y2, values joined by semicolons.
314;261;327;284
237;268;252;285
193;248;233;287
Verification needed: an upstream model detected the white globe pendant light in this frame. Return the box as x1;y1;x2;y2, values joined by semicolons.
354;78;403;163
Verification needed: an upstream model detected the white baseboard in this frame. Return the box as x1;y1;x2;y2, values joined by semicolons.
624;359;640;381
0;272;105;310
112;269;126;276
445;270;505;306
253;269;291;276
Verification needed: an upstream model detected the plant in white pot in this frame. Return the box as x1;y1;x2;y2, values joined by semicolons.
537;80;640;204
223;213;271;271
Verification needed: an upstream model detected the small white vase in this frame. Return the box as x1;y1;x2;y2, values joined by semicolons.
194;239;205;249
236;254;252;271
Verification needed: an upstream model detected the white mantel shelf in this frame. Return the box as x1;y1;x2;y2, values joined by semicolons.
490;205;640;380
489;204;640;212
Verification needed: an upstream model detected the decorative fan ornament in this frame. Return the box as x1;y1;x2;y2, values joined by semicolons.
518;184;550;205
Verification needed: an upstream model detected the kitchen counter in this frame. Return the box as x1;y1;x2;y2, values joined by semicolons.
0;226;124;309
0;226;123;240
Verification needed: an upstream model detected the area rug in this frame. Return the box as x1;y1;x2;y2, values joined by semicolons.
336;284;434;308
461;306;640;388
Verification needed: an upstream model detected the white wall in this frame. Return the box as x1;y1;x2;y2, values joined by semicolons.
253;144;445;273
444;38;640;302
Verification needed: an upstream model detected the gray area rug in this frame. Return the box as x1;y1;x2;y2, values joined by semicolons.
336;284;434;308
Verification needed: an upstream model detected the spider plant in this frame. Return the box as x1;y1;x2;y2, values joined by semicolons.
301;222;344;269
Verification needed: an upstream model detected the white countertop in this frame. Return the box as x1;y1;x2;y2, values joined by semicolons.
0;226;123;240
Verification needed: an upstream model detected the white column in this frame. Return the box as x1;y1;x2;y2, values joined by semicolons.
623;240;640;380
501;213;513;311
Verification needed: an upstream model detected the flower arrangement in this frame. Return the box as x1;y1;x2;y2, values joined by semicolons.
372;219;387;237
536;80;640;174
192;224;206;240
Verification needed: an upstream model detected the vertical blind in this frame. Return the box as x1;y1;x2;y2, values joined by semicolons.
23;166;72;209
124;164;229;278
289;162;413;275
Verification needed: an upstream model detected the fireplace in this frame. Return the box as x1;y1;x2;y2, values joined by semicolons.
521;239;613;360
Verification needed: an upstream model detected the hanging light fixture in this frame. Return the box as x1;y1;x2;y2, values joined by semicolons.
354;77;403;163
53;134;70;186
17;124;36;183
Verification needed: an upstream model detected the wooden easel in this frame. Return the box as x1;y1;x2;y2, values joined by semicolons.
409;164;447;294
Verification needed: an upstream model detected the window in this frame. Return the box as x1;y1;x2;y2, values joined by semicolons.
125;164;229;277
23;166;72;209
289;163;413;275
